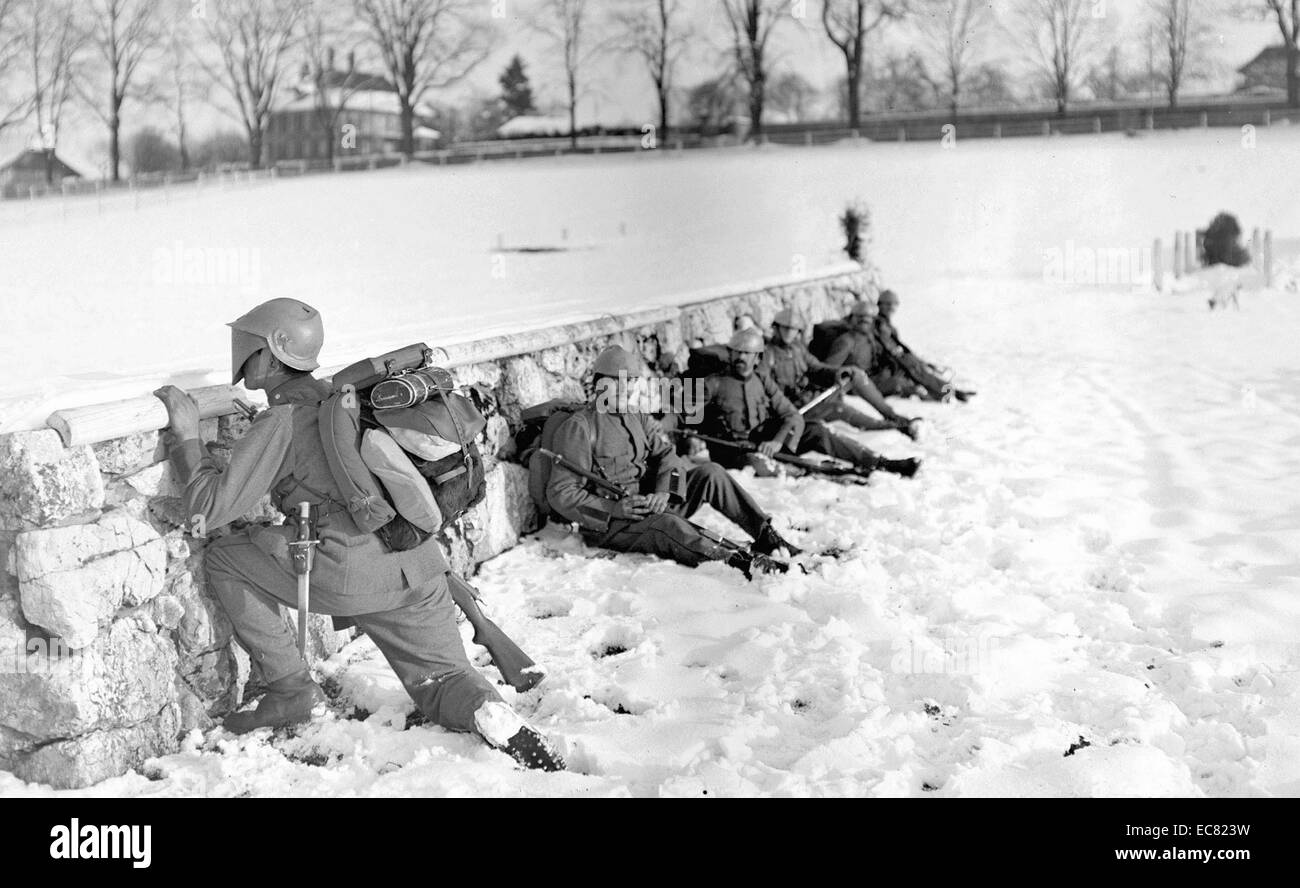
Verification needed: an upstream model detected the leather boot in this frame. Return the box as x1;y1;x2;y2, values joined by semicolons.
876;456;922;478
751;521;803;557
224;669;325;735
474;701;566;772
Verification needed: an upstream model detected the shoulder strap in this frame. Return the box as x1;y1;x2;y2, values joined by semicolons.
318;391;397;533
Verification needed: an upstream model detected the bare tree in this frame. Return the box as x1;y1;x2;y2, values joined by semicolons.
529;0;601;150
614;0;691;141
81;0;162;182
0;0;27;134
917;0;994;114
1149;0;1213;108
198;0;304;169
163;17;202;173
22;0;87;184
822;0;908;131
722;0;787;141
301;4;367;165
1016;0;1102;114
767;69;817;122
1245;1;1300;107
357;0;494;158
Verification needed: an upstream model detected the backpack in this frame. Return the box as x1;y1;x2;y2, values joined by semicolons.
513;400;590;526
320;343;488;552
809;319;851;361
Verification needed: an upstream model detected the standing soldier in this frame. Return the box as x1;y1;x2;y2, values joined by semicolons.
762;308;919;439
153;298;564;771
701;329;922;479
545;345;798;574
874;290;975;402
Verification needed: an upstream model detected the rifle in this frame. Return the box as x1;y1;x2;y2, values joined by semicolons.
798;380;850;416
535;446;785;576
673;429;866;480
446;573;544;693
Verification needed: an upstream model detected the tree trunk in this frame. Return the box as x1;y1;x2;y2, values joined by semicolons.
400;102;415;157
847;66;861;129
1289;47;1299;109
248;128;263;169
568;75;578;150
750;74;764;142
659;85;669;142
109;111;121;182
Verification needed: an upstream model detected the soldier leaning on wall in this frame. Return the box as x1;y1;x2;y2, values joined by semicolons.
761;308;920;440
544;345;800;574
153;298;564;772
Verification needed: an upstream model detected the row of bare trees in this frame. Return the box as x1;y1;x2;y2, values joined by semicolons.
1;0;1298;179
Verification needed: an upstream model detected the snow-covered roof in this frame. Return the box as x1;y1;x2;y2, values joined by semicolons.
497;115;572;137
277;88;434;119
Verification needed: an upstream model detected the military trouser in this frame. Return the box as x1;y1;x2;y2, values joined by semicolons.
711;418;881;475
206;535;501;734
582;463;769;567
805;397;897;432
874;355;947;401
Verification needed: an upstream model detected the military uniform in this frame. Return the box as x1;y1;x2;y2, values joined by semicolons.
761;337;898;433
699;367;885;472
873;314;949;399
546;404;771;567
172;374;500;734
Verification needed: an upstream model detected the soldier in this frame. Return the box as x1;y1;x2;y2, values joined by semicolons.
701;329;921;479
153;298;564;771
762;308;919;439
825;299;950;403
874;290;975;402
545;345;798;575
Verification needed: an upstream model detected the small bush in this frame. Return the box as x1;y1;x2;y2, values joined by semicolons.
1200;212;1251;267
840;199;870;263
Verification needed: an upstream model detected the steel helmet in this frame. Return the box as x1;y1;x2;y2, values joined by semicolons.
847;299;875;320
772;308;804;329
227;298;324;383
592;345;643;377
727;328;765;354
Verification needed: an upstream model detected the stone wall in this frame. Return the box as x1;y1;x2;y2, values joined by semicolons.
0;263;875;789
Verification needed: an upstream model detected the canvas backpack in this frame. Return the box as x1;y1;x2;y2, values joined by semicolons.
320;343;488;552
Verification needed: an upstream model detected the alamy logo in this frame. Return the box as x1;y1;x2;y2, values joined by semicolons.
49;819;151;868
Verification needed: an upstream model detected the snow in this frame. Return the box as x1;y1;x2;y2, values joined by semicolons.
3;128;1299;797
5;126;1299;433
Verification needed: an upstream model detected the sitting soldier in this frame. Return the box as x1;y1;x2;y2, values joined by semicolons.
762;308;919;439
822;298;950;403
873;290;975;402
544;345;799;575
699;329;921;479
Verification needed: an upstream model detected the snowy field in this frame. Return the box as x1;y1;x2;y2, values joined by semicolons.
3;129;1299;797
3;126;1300;430
4;272;1299;798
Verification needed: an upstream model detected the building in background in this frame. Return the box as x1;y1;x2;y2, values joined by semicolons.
0;149;85;196
267;64;440;163
1236;45;1293;95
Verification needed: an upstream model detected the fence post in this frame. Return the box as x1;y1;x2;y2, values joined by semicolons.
1264;230;1274;287
993;121;1001;138
1042;120;1050;136
1152;238;1163;291
1173;232;1183;279
1094;116;1101;133
1146;110;1154;130
1200;111;1208;128
1264;108;1271;127
805;131;813;146
897;126;905;142
1252;227;1262;268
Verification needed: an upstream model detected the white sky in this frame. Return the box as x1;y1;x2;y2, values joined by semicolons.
2;0;1283;174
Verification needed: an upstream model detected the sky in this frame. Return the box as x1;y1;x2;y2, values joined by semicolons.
0;0;1284;175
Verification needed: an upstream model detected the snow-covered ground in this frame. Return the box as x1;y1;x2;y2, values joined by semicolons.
4;266;1298;797
3;126;1300;431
